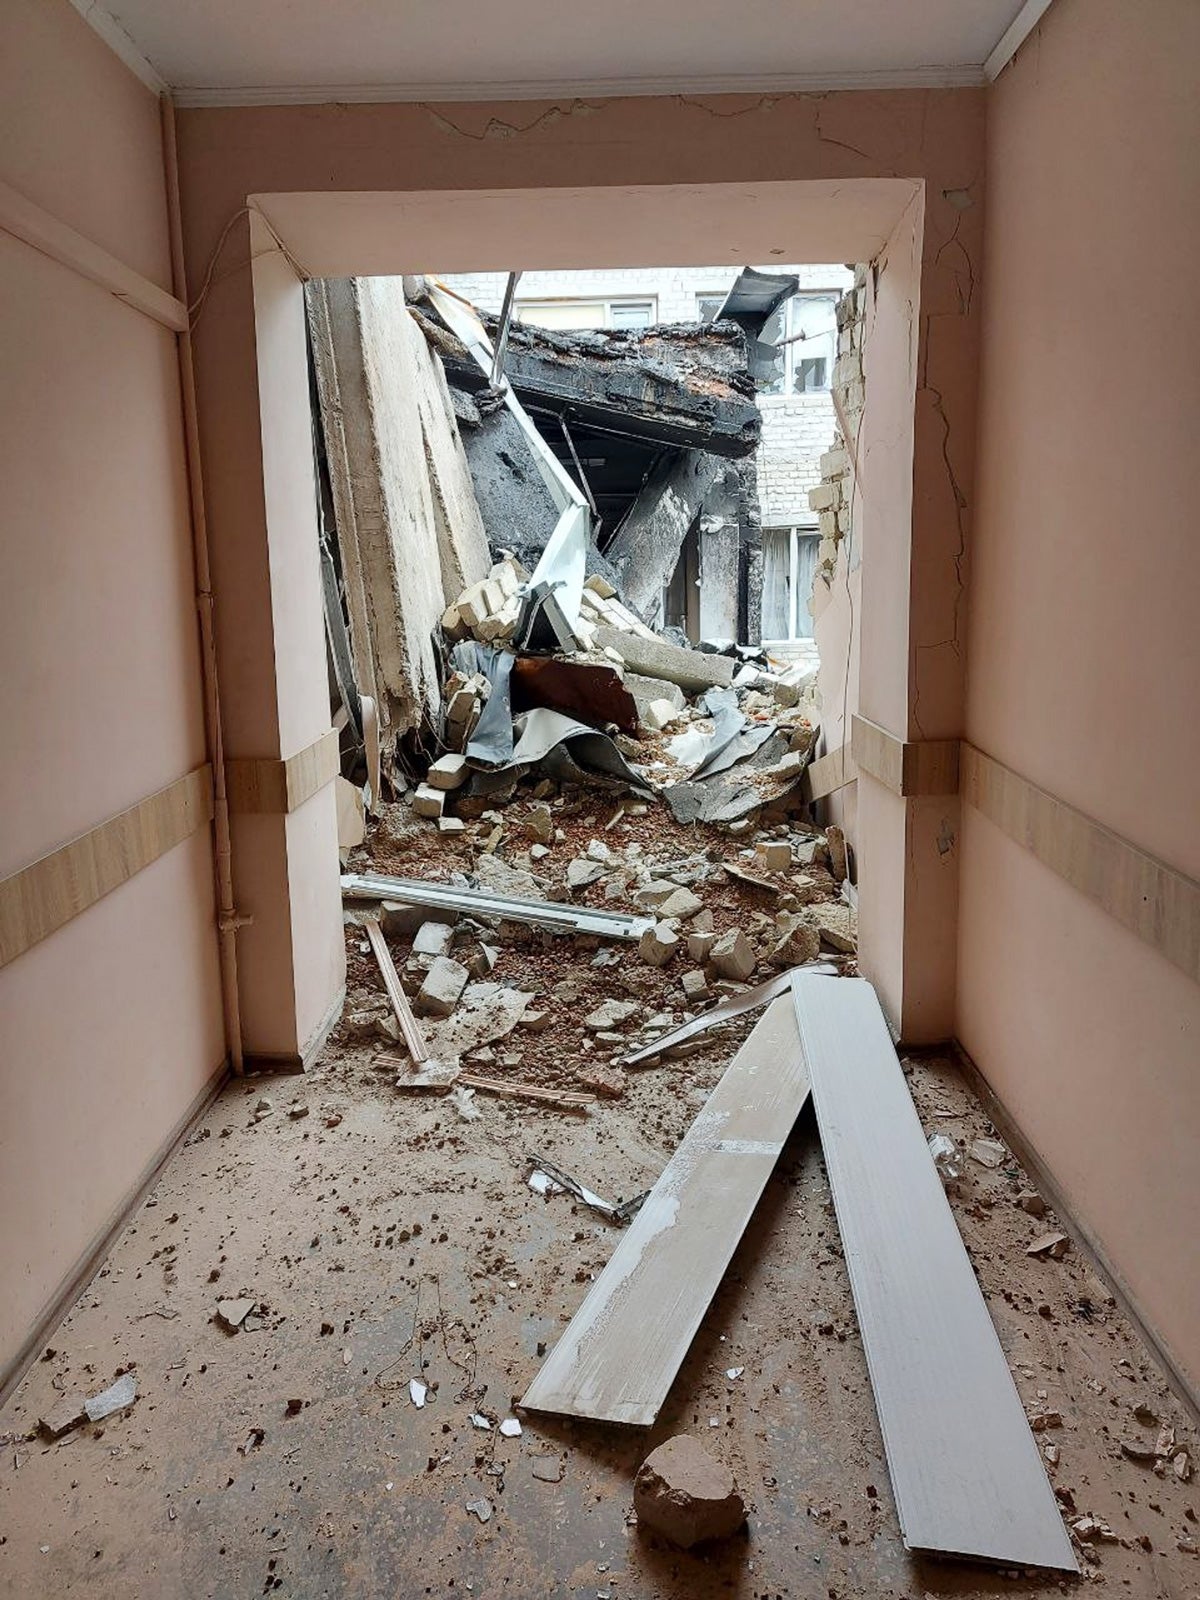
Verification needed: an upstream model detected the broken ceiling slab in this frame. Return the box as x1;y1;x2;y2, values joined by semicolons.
789;974;1078;1572
521;995;809;1426
440;316;761;461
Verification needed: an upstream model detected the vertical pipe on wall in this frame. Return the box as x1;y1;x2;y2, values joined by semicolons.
160;95;246;1075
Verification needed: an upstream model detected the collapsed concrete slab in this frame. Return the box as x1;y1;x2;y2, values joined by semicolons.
307;277;491;744
442;318;761;460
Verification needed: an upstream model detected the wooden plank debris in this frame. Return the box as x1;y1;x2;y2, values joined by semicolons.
365;920;429;1063
457;1073;595;1114
521;996;809;1424
788;973;1077;1572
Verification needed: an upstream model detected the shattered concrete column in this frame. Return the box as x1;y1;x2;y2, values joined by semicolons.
698;518;740;641
605;451;728;624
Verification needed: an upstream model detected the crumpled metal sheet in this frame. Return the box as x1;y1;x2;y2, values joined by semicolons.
449;640;517;767
667;687;774;781
508;708;646;788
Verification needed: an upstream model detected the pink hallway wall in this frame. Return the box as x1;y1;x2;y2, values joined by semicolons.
961;0;1200;1395
175;86;984;1045
0;0;225;1388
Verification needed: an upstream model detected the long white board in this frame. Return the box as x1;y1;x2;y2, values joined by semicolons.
521;996;809;1425
790;974;1076;1571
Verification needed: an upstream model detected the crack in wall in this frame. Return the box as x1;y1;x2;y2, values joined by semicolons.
422;99;605;141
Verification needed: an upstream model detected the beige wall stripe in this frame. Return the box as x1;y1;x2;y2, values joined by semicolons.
0;766;214;968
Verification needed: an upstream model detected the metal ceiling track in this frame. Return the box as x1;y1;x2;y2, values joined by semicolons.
341;871;654;941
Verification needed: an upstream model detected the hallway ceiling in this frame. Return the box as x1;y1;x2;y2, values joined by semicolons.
73;0;1051;103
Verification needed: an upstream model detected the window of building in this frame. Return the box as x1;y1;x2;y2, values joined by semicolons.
700;288;841;395
761;526;820;641
785;294;838;393
516;297;657;331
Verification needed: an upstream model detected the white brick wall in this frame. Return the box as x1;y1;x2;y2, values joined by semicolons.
438;263;850;527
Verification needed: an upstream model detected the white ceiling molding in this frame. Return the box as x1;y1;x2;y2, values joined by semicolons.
170;64;987;109
984;0;1055;80
67;0;167;94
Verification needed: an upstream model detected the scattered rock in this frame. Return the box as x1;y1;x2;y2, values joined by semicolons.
38;1394;88;1440
411;783;445;819
639;922;680;968
1027;1230;1070;1260
584;999;641;1031
686;930;717;963
633;1435;746;1548
531;1455;563;1483
465;1496;493;1524
680;969;709;1002
578;1065;626;1099
656;886;704;921
216;1298;256;1331
427;754;470;791
767;915;820;968
416;956;470;1018
567;858;607;891
1121;1437;1159;1463
1174;1450;1192;1481
642;698;680;732
1017;1191;1047;1217
969;1138;1007;1169
84;1372;137;1422
710;928;756;982
1029;1410;1063;1432
413;921;455;960
755;840;791;873
815;915;856;954
524;804;554;843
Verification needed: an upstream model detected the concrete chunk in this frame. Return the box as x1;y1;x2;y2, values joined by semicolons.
755;840;792;874
642;698;681;732
412;921;455;959
594;627;735;694
709;928;756;981
411;783;445;819
427;754;469;790
639;921;681;968
634;1435;745;1548
416;956;470;1017
656;887;704;922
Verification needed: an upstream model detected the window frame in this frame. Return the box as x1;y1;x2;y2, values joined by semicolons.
515;296;658;331
761;523;821;643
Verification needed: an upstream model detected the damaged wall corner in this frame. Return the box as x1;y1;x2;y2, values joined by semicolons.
810;266;867;840
307;277;490;747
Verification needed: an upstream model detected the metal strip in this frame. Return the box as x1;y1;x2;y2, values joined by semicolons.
622;964;836;1064
342;871;654;942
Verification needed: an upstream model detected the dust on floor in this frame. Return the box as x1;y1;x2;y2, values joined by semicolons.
0;802;1195;1600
